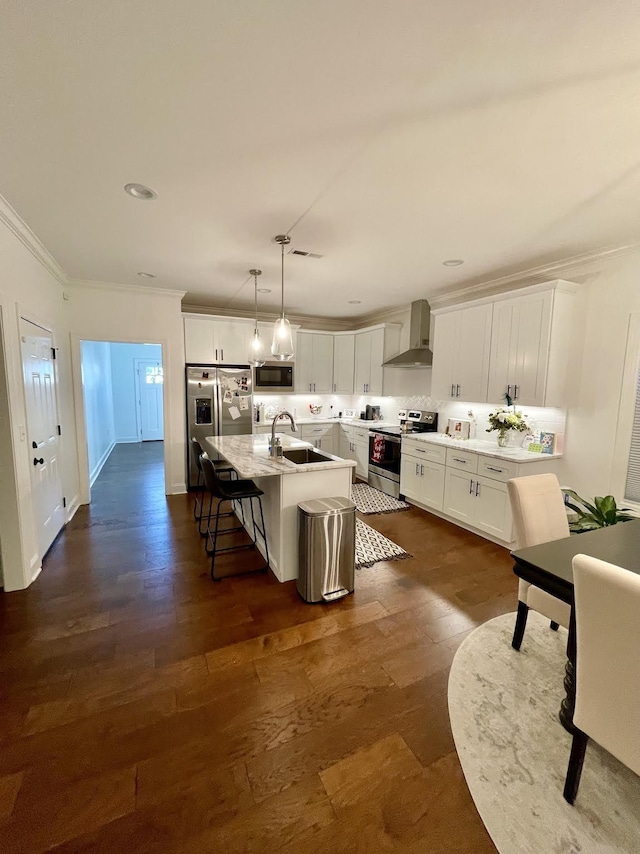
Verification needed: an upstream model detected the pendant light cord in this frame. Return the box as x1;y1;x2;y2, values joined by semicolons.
280;238;285;320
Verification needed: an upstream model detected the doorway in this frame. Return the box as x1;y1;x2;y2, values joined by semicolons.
79;340;165;493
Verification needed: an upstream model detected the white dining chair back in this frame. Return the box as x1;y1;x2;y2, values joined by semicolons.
564;553;640;802
507;473;571;649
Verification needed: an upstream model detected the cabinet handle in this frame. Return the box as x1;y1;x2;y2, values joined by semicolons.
514;384;519;400
451;384;455;397
420;464;424;476
452;457;467;464
413;447;426;454
486;466;504;473
507;384;511;397
456;384;460;398
415;463;419;476
215;348;218;361
333;383;336;393
475;481;480;497
221;348;224;361
309;383;312;392
314;383;316;392
469;479;475;494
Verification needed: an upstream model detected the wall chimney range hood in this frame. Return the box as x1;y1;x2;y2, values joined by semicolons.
383;300;433;368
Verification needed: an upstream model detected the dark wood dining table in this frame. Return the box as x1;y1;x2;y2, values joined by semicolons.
511;518;640;732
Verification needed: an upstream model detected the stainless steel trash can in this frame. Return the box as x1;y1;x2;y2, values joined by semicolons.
297;497;356;603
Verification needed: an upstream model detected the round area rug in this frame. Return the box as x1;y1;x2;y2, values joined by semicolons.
448;611;640;854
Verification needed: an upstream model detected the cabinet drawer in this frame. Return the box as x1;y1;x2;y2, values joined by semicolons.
477;457;518;483
301;424;334;439
401;440;446;465
446;448;478;473
353;427;371;445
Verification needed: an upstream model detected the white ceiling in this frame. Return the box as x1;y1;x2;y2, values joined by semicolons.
2;1;640;318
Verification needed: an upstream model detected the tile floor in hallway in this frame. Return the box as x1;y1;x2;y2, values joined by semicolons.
0;441;517;852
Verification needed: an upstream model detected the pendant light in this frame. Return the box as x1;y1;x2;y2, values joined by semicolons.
247;269;265;367
271;234;294;361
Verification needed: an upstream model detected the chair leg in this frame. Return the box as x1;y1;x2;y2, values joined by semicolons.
256;496;269;570
550;621;560;631
511;601;529;651
563;729;589;805
193;470;203;520
210;499;225;582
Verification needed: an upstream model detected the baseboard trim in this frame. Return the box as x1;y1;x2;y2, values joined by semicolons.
169;482;187;495
89;441;116;486
114;437;140;444
65;494;80;522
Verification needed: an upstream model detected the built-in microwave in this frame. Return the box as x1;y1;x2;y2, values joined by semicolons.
253;362;294;392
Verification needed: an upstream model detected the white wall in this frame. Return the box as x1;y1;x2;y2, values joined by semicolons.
67;282;185;499
0;201;80;590
81;340;115;483
110;342;162;442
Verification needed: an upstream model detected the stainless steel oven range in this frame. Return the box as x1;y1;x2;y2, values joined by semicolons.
368;410;438;498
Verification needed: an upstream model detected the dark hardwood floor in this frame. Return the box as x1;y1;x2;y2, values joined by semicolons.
0;441;517;852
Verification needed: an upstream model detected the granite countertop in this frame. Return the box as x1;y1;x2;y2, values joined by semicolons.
204;434;356;478
401;432;563;463
255;417;400;429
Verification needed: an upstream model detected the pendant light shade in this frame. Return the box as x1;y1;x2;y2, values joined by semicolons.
247;269;265;367
271;234;294;361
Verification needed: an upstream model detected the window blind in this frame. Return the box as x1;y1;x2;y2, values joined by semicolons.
624;362;640;502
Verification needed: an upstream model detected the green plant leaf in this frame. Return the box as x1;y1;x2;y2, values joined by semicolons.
563;489;599;517
564;501;590;520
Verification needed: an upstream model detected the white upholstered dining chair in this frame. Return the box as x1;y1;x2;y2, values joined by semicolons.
507;473;571;650
564;553;640;804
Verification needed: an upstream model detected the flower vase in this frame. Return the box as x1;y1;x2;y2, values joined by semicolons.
497;431;509;448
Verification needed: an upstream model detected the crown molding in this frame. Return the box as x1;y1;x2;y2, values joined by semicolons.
0;194;67;286
427;240;640;309
181;302;354;331
68;278;186;299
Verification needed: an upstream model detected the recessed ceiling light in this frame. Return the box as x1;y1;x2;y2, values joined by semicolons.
348;300;362;304
443;259;464;266
124;183;157;200
257;288;271;293
137;271;156;278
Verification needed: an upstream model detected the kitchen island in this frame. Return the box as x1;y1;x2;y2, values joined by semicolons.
204;433;355;582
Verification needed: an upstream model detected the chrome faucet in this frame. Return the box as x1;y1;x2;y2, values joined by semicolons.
270;410;297;458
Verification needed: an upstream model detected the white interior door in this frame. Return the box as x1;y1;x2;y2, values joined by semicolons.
135;359;164;441
20;318;65;558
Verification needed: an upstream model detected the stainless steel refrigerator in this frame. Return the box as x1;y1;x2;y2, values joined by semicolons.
186;364;253;488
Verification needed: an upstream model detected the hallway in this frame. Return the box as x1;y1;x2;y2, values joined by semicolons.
0;441;516;852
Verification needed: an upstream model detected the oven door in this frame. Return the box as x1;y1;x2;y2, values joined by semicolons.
368;432;401;483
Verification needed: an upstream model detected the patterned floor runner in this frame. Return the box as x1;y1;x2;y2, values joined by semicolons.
351;483;409;515
355;518;411;569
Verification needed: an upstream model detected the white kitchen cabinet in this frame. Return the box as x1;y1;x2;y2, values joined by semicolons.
339;423;356;463
443;467;513;541
400;454;445;511
486;283;578;407
184;315;254;365
354;326;401;395
332;334;355;394
184;317;216;363
300;423;337;455
430;303;493;402
295;333;334;393
352;425;371;478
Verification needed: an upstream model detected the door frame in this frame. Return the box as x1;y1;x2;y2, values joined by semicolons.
134;357;165;441
71;335;170;505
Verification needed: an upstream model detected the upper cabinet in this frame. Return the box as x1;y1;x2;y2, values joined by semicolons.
354;326;400;395
333;334;355;394
431;303;493;402
295;332;334;393
184;316;255;365
487;285;577;407
431;281;579;407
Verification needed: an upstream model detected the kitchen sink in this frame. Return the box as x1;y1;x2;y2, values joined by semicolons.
283;448;333;465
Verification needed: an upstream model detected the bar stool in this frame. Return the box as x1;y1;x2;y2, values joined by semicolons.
200;455;269;581
190;438;235;536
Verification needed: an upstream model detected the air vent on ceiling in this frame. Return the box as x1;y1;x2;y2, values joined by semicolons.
289;248;323;259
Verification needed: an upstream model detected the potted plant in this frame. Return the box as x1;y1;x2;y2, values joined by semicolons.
486;407;530;447
562;489;635;533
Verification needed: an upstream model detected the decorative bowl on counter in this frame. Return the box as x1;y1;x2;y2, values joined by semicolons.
309;404;323;415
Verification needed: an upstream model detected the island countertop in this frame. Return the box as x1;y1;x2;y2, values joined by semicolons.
204;434;356;479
